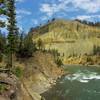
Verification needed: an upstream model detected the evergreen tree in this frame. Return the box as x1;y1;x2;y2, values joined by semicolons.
0;31;6;53
16;32;24;58
93;45;97;55
0;0;6;15
16;32;36;58
0;31;6;62
6;0;18;71
23;34;36;57
0;0;6;62
37;38;43;50
0;0;7;27
19;32;24;49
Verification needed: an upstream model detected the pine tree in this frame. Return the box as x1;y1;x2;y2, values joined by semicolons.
0;31;6;53
0;0;7;62
37;38;43;50
16;32;25;58
0;31;6;62
0;0;6;15
16;32;36;58
0;0;6;27
6;0;18;72
23;34;36;57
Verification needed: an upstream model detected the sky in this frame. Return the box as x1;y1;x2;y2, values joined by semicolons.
0;0;100;32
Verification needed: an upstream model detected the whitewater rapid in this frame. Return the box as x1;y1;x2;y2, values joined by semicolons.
64;70;100;83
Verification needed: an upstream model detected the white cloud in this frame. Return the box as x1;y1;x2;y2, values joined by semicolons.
16;9;32;15
40;0;73;17
40;0;100;17
16;0;25;3
40;0;77;17
40;4;54;16
72;0;100;13
76;15;100;21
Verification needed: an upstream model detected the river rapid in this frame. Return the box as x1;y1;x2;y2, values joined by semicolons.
42;65;100;100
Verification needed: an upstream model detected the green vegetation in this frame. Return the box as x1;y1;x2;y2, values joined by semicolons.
0;0;6;15
0;31;6;62
0;0;6;27
0;0;37;75
47;49;63;66
0;54;3;62
0;31;6;53
16;32;37;58
6;0;18;71
0;83;7;93
37;38;43;50
55;58;63;67
93;45;100;55
75;19;100;27
13;67;23;78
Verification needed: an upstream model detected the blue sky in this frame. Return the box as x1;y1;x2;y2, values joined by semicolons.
0;0;100;32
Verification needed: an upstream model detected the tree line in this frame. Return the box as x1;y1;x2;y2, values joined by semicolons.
75;19;100;27
0;0;37;74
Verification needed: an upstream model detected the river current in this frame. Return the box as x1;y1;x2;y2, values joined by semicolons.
42;65;100;100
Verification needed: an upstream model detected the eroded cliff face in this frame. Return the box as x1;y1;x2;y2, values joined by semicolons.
21;51;64;97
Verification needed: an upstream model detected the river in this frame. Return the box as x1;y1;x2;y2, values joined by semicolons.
41;65;100;100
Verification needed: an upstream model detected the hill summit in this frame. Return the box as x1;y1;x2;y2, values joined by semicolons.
30;19;100;42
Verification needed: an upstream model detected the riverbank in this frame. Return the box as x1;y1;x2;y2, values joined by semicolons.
20;51;65;100
41;64;100;100
63;55;100;66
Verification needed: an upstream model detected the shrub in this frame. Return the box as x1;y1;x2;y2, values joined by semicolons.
13;67;23;78
47;49;63;67
0;84;6;93
86;56;92;62
0;53;3;62
55;58;63;67
37;38;43;50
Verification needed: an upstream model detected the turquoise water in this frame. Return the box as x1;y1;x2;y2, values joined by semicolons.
42;65;100;100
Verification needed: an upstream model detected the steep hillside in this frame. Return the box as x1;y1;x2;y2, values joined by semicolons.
31;19;100;60
31;19;100;42
18;51;64;99
0;51;64;100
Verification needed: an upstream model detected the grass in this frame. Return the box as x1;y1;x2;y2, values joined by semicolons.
0;83;7;93
13;67;23;78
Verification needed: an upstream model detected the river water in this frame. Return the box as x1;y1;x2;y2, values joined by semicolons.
42;65;100;100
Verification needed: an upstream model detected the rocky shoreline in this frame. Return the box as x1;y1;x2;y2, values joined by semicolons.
21;72;64;100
